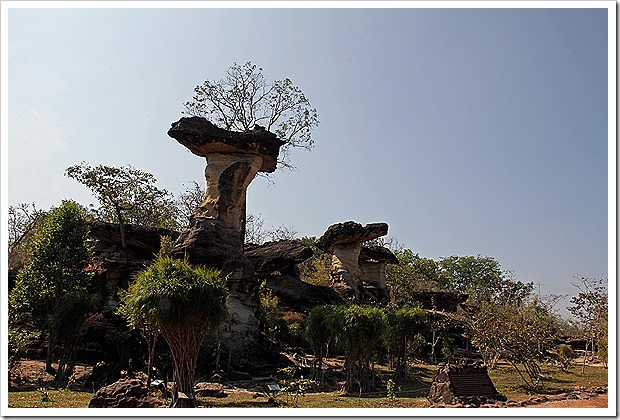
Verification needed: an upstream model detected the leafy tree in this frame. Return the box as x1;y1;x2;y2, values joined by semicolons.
298;237;332;287
183;61;319;170
567;276;608;372
175;181;205;230
386;250;446;304
383;305;428;379
9;200;94;379
326;305;386;393
66;162;179;259
438;255;504;305
121;257;228;407
469;297;555;391
8;203;47;272
304;305;335;381
557;344;574;372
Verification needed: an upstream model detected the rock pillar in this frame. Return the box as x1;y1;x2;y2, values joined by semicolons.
317;221;389;303
167;116;284;361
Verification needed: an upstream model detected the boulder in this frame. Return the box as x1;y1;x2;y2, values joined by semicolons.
88;377;163;408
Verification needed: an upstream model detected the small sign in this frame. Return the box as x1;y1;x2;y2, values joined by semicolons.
150;380;163;386
267;384;281;392
177;391;191;399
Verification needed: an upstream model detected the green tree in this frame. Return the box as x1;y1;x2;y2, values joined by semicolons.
327;305;386;394
121;257;228;408
469;297;554;391
9;200;93;379
183;61;319;170
567;276;608;372
66;162;178;259
304;305;335;381
383;305;428;379
438;255;504;305
8;203;47;273
386;250;446;304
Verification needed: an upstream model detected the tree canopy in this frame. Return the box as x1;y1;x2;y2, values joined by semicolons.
183;61;319;170
9;200;94;379
121;257;228;407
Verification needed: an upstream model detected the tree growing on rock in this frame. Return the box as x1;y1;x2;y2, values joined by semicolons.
9;200;94;380
66;162;178;259
121;257;228;408
183;61;319;170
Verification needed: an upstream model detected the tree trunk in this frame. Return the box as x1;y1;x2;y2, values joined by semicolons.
114;204;128;263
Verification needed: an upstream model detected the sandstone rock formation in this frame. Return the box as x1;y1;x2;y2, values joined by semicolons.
168;116;285;360
245;239;344;310
88;221;178;313
317;221;389;302
359;245;399;302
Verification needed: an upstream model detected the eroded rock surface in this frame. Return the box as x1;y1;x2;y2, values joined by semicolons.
318;221;390;302
245;239;344;311
88;377;163;408
168;117;284;360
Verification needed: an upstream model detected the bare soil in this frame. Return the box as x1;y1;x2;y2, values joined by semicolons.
9;360;93;391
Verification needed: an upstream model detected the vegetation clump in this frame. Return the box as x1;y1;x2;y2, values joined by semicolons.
120;257;229;408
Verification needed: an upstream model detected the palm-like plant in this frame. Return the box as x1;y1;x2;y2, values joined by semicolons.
121;257;228;407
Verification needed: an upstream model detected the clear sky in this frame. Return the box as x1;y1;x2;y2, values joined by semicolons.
3;2;614;316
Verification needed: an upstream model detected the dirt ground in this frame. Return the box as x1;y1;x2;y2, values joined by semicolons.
9;359;93;391
8;359;608;408
526;395;608;408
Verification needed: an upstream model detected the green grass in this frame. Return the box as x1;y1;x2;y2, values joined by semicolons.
8;361;608;409
487;361;608;402
8;388;94;408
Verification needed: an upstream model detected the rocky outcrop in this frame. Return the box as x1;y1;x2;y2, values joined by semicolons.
245;240;314;277
359;245;399;302
317;221;390;303
88;221;179;313
88;377;163;408
245;239;344;311
168;117;284;361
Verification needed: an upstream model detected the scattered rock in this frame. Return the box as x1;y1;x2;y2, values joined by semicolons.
88;377;163;408
194;382;226;398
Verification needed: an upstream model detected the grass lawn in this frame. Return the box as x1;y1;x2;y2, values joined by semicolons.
8;360;608;409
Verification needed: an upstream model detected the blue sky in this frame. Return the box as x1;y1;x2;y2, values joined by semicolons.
3;3;614;316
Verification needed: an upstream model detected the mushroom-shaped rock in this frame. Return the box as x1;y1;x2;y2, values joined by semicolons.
167;116;285;173
245;240;314;276
168;117;285;363
317;221;389;253
317;221;390;303
358;245;399;302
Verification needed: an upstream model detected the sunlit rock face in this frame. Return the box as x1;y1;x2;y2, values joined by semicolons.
245;239;345;310
167;116;284;361
317;221;390;303
359;245;399;303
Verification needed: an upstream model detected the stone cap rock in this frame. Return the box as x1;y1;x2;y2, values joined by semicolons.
89;220;179;251
359;245;399;264
245;239;313;275
168;116;285;173
317;221;389;253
